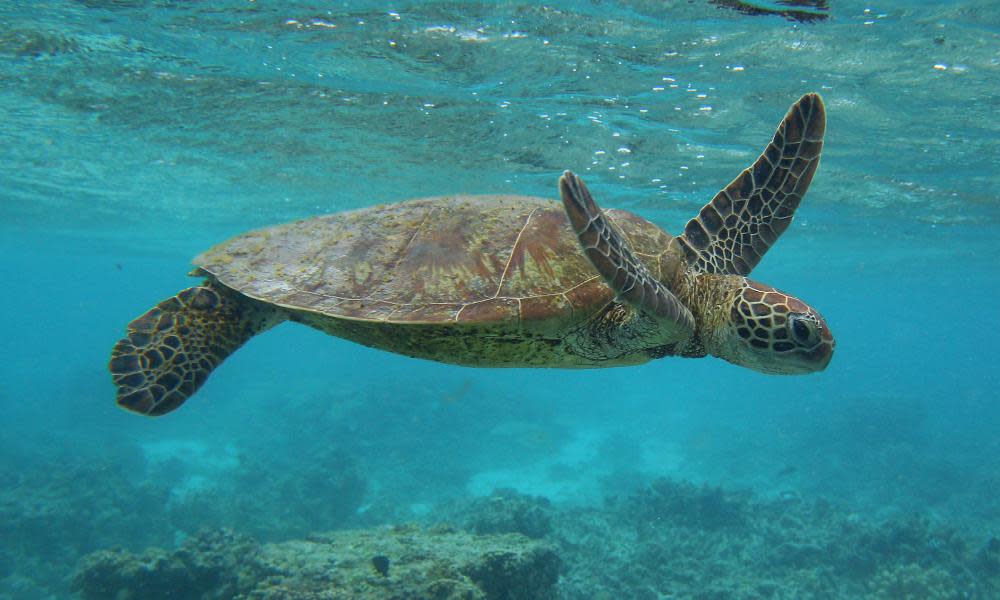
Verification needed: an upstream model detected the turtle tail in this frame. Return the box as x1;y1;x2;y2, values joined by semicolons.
109;282;284;416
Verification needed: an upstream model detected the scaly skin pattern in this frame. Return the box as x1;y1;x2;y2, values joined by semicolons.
676;93;825;276
559;171;695;338
725;278;834;374
671;271;833;373
291;279;681;369
291;309;654;368
109;284;282;415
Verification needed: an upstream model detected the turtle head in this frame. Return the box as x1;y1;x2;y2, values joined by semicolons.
715;278;834;374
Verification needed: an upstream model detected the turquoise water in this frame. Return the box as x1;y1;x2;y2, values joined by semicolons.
2;1;999;598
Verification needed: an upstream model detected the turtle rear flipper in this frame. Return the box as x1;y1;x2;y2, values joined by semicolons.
109;284;283;416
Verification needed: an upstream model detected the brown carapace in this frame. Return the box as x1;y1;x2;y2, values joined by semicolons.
110;93;834;416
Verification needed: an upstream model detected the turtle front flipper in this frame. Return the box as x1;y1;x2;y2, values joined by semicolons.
677;93;825;276
560;171;695;340
109;283;284;416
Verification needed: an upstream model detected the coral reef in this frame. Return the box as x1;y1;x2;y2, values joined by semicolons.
68;478;1000;600
868;563;960;600
73;526;561;600
553;478;1000;599
161;445;369;541
0;440;369;598
629;479;749;532
0;451;172;598
8;440;1000;600
453;488;554;539
72;529;263;600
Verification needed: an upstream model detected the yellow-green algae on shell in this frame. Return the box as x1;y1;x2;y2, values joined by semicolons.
195;195;678;331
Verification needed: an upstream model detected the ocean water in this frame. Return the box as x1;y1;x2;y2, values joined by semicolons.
2;0;999;598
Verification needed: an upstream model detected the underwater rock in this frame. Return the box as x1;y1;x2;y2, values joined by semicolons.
15;463;1000;600
770;541;826;568
557;477;995;599
978;537;1000;575
72;529;264;600
460;488;554;539
868;562;961;600
74;525;560;600
0;451;174;597
629;478;748;531
164;445;368;541
73;547;203;600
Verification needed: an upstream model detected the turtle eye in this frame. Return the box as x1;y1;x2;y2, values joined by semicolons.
789;314;817;346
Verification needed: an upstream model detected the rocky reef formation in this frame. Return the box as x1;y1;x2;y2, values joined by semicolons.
73;526;560;600
63;479;1000;599
22;470;1000;599
553;479;1000;599
0;451;173;599
0;441;370;598
449;488;554;540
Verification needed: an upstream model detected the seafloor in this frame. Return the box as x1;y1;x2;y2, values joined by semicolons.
4;445;999;599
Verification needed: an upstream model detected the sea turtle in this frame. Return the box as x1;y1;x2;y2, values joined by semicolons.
110;93;834;416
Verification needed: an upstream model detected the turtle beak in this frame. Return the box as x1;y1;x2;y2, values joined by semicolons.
809;339;834;371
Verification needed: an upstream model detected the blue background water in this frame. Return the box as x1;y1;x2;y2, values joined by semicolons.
1;0;998;597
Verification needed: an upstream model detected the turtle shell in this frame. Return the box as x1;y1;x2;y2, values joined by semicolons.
195;195;679;333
